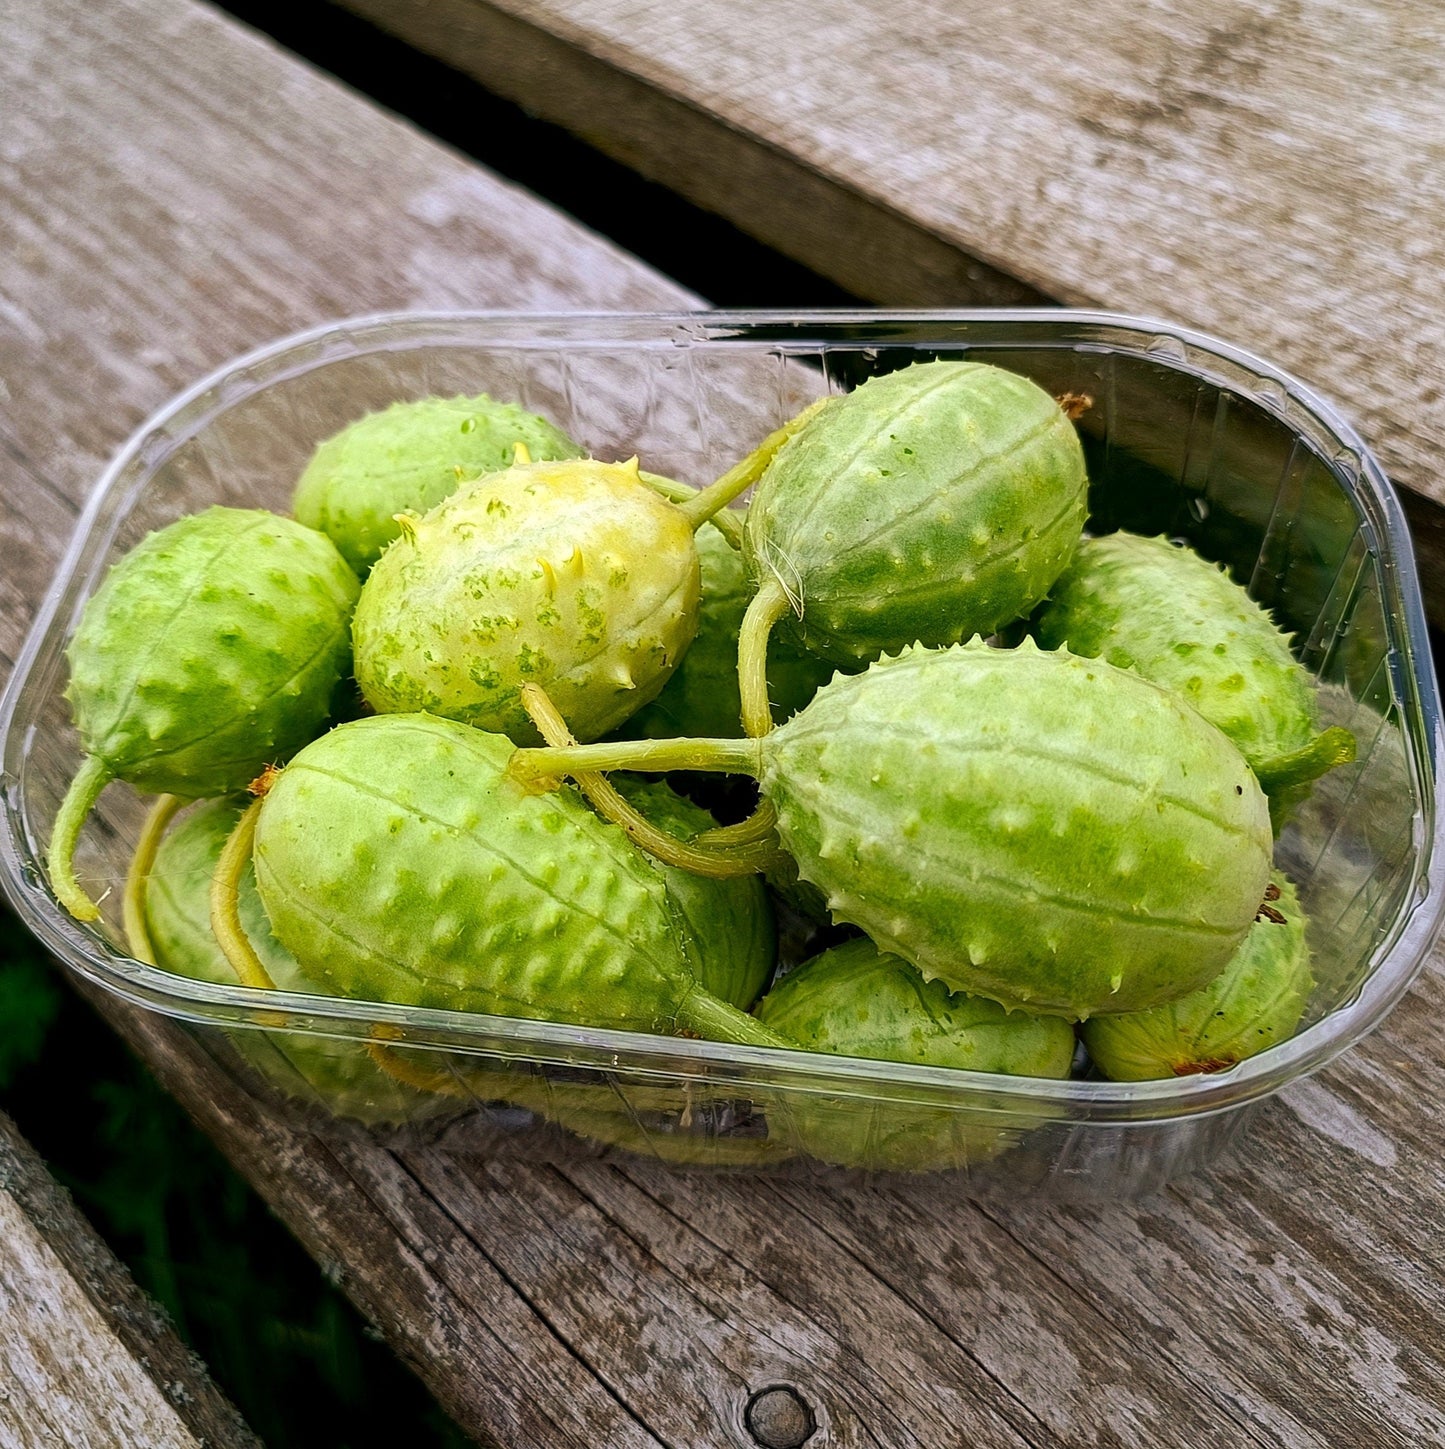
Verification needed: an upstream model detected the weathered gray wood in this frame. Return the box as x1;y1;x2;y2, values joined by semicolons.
2;0;1444;1445
0;1112;258;1449
332;0;1445;621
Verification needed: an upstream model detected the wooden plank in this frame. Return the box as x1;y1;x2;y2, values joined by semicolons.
330;0;1445;618
2;0;1445;1445
0;1112;258;1449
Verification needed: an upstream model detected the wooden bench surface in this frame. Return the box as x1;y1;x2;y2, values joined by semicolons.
3;0;1444;1445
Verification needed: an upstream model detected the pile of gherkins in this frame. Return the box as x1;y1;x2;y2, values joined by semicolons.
48;362;1353;1171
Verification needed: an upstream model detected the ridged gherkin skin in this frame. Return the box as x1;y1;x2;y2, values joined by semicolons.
758;641;1274;1018
623;525;838;739
145;799;442;1125
611;775;775;1010
743;361;1088;664
1082;872;1313;1080
66;507;359;795
352;460;701;744
1035;532;1319;780
756;938;1075;1171
293;394;583;574
252;714;707;1033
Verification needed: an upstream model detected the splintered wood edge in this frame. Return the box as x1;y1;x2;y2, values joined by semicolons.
0;1112;260;1449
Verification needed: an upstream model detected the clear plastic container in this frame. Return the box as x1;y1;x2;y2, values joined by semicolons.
2;310;1440;1200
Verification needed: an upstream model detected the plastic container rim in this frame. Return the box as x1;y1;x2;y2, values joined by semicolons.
2;306;1441;1125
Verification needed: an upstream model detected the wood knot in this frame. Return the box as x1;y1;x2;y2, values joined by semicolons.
745;1384;817;1448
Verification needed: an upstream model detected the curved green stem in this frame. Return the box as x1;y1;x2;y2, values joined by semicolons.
48;755;114;922
694;800;779;849
738;577;795;738
519;684;780;878
209;798;277;991
122;794;185;965
509;733;762;789
638;472;744;551
1254;726;1356;796
674;397;830;530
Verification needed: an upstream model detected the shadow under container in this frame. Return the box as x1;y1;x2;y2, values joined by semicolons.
2;311;1441;1200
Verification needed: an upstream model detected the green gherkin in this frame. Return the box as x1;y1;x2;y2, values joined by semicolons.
249;714;786;1048
293;393;583;575
623;525;837;739
610;775;775;1011
743;361;1088;664
755;938;1075;1171
1082;872;1313;1080
1034;532;1348;822
50;506;359;921
760;642;1274;1018
352;459;701;744
516;641;1276;1020
144;799;443;1125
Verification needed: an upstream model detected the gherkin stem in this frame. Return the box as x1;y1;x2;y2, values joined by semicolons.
509;732;762;787
694;800;779;849
738;577;794;738
638;472;744;550
1253;726;1357;796
48;754;114;922
519;684;781;878
122;794;185;965
209;798;277;992
674;397;830;530
366;1041;470;1097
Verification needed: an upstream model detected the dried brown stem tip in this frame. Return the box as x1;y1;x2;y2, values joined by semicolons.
1055;391;1094;420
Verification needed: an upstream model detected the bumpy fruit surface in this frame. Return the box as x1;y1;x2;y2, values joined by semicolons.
755;938;1075;1171
293;394;582;574
68;507;358;794
145;799;443;1125
1082;872;1313;1080
743;361;1088;663
758;641;1274;1017
250;714;783;1047
623;525;837;739
1036;532;1321;797
352;460;701;744
50;506;359;920
611;775;775;1010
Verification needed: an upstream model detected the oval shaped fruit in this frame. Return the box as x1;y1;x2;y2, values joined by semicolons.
50;506;360;921
352;459;701;744
742;361;1088;665
622;524;837;739
1035;531;1345;820
293;394;583;574
144;798;443;1125
245;713;786;1048
755;938;1075;1171
1081;872;1313;1080
513;641;1275;1019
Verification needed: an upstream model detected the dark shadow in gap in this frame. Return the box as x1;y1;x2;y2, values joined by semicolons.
219;0;861;309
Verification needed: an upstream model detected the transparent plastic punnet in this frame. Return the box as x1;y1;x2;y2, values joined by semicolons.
2;311;1441;1200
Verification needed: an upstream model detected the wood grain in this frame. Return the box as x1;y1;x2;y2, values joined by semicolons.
2;0;1444;1445
0;1112;258;1449
333;0;1445;612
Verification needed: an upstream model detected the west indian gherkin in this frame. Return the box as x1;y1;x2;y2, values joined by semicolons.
755;938;1075;1171
293;393;583;575
510;640;1277;1020
1082;871;1313;1080
1034;531;1354;825
49;506;359;921
210;713;793;1050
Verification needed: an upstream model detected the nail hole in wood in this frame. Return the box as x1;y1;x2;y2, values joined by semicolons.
745;1384;817;1448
